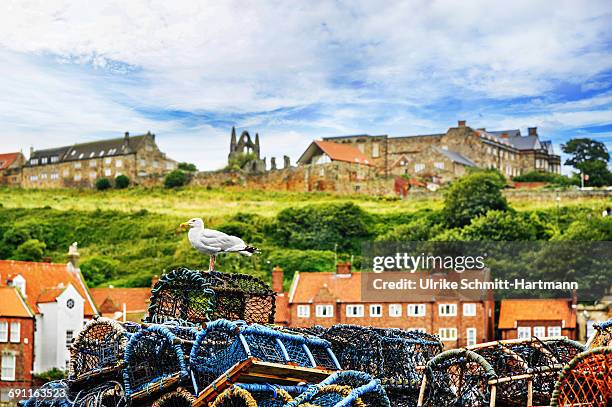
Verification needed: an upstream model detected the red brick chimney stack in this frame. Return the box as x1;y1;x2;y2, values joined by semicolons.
336;262;352;275
528;127;537;136
272;266;284;293
458;120;466;127
501;133;509;139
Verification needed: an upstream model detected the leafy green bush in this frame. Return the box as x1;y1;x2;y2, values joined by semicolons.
376;216;443;241
178;162;197;172
164;170;189;188
114;175;130;189
460;210;538;241
442;171;509;227
95;178;112;191
226;153;257;171
13;239;46;261
80;256;119;286
513;171;574;186
33;368;66;383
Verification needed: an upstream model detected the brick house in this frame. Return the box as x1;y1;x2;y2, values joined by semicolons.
0;152;26;186
21;132;176;188
318;121;561;183
0;287;35;403
90;287;151;322
273;263;495;348
498;298;577;340
0;245;98;389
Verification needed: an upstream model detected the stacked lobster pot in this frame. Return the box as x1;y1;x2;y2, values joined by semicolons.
21;268;395;407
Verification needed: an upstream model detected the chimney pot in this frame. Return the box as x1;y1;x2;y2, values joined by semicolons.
336;262;352;275
272;266;284;293
124;131;129;139
29;146;34;157
67;242;80;270
458;120;466;127
528;127;537;136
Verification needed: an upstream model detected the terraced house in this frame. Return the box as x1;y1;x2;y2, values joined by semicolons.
22;132;177;188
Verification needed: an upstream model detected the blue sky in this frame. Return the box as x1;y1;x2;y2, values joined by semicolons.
0;1;611;171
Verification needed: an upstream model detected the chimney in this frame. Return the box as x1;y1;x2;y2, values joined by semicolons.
67;242;80;271
29;146;34;158
528;127;537;136
336;262;352;275
458;120;466;127
272;266;284;293
124;131;130;139
501;133;509;139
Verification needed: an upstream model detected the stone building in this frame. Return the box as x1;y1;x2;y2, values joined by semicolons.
228;127;266;173
319;121;561;183
273;263;495;349
21;132;176;188
0;152;25;186
498;298;577;340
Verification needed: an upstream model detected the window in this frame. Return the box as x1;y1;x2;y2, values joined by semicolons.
463;303;477;316
389;304;402;317
89;172;97;179
74;162;81;169
78;153;84;159
89;152;95;158
74;173;81;181
315;305;333;318
439;328;457;341
30;158;38;165
533;326;546;338
63;169;69;177
146;144;153;151
548;326;562;337
50;156;59;163
370;304;382;317
99;150;105;156
66;330;74;347
153;160;159;168
30;175;38;181
41;157;48;164
9;322;20;343
0;322;7;342
109;148;117;155
104;168;112;177
372;143;380;158
41;173;48;179
1;353;15;381
116;159;123;168
297;305;310;318
408;304;426;317
415;163;425;172
104;157;112;164
466;328;477;346
518;326;531;339
51;173;59;180
89;160;97;168
410;327;427;333
346;305;364;318
439;304;457;316
319;167;325;176
139;159;146;167
166;162;175;170
356;143;365;152
434;162;445;170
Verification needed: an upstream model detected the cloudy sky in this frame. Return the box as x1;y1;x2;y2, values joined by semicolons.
0;0;611;171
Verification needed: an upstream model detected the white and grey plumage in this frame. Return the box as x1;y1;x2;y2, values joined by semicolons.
180;218;258;271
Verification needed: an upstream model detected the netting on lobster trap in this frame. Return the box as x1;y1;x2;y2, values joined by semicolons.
236;384;307;407
551;347;612;407
21;380;72;407
587;319;612;349
419;349;497;407
151;387;196;407
122;324;190;398
145;268;216;325
68;317;131;383
189;319;340;392
209;386;258;407
285;370;391;407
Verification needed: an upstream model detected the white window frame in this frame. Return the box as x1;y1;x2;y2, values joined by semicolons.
389;304;402;317
51;173;59;180
41;157;48;164
439;328;457;341
518;326;531;339
30;158;38;165
89;172;97;179
0;322;7;342
1;353;16;381
533;326;546;338
415;163;425;173
315;305;333;318
297;305;310;318
439;304;457;317
89;160;97;168
9;322;20;343
63;169;69;177
434;162;445;170
463;303;477;317
369;304;382;318
74;162;81;169
104;168;112;177
372;143;380;158
346;304;364;318
40;173;48;179
410;327;427;333
104;157;112;164
116;159;123;168
30;175;38;181
548;326;562;337
408;304;426;317
74;173;81;181
466;327;477;346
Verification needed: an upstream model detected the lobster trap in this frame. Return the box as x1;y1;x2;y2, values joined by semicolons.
151;387;196;407
586;319;612;349
550;347;612;407
68;317;133;384
189;319;341;393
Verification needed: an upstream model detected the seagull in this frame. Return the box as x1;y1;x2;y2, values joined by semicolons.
179;218;259;271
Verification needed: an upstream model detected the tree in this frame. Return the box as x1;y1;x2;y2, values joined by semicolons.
13;239;46;261
460;210;538;241
572;160;611;187
114;175;130;189
562;138;611;186
95;178;112;191
178;162;197;172
80;256;118;286
442;171;509;227
225;153;257;171
164;170;189;188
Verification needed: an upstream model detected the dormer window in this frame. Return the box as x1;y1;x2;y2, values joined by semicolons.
50;156;59;163
30;158;38;165
71;150;76;156
99;150;105;156
78;153;84;159
89;152;95;158
41;157;48;164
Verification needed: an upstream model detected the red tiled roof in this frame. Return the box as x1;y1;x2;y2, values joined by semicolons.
498;299;576;329
290;272;362;303
0;260;97;317
90;287;151;314
0;287;34;318
37;288;67;303
0;152;21;171
314;141;373;165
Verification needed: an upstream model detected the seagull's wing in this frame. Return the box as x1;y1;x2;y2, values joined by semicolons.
199;228;247;252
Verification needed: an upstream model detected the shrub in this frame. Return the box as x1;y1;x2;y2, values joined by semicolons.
13;239;46;261
513;171;574;186
95;178;112;191
442;171;509;227
33;368;66;383
114;175;130;189
178;162;197;172
460;210;538;241
164;170;189;188
80;256;119;286
376;217;443;241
